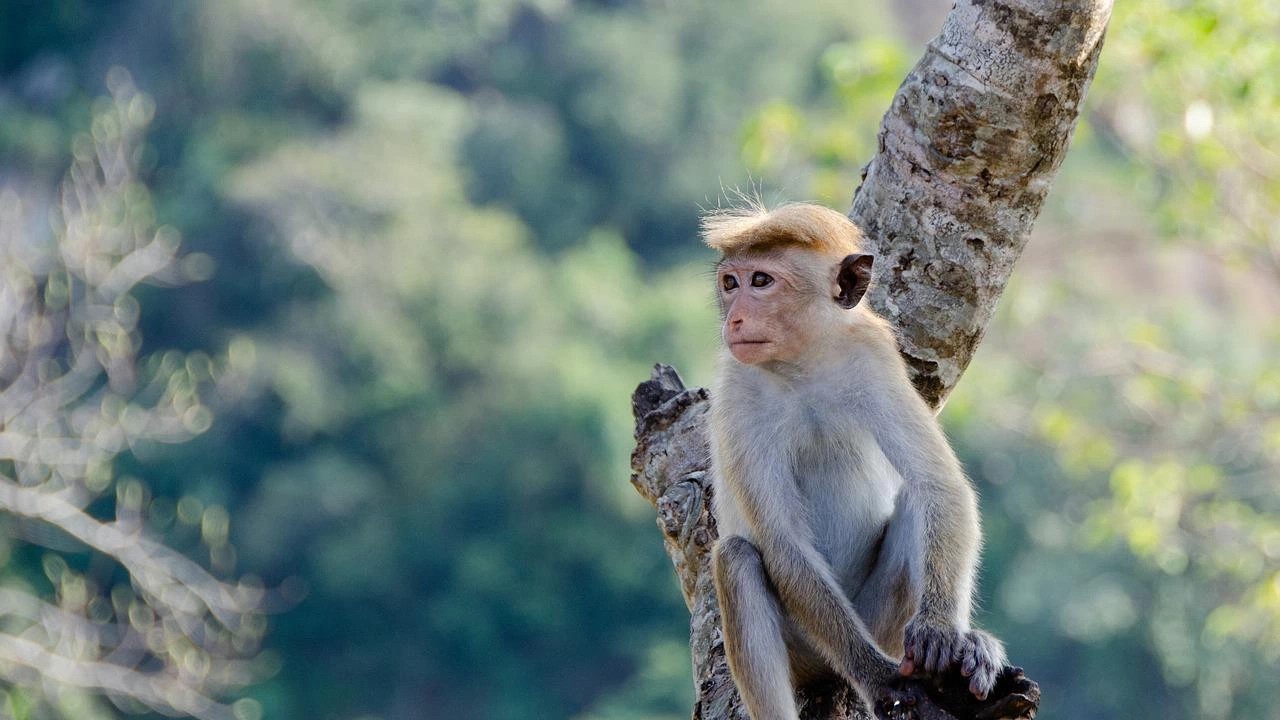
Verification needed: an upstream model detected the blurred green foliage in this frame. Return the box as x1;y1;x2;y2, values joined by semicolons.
1;0;1277;719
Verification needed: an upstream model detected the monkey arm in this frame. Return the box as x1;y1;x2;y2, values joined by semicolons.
866;391;979;627
718;447;900;692
864;388;1008;697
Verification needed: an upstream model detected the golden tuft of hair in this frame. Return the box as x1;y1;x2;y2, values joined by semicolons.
701;201;864;258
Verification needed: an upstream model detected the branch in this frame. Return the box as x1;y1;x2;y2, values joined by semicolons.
0;635;237;720
852;0;1114;409
630;1;1113;717
0;481;260;629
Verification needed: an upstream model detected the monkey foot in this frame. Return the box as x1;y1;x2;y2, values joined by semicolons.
873;666;1039;720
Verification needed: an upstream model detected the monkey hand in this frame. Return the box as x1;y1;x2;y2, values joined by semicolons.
954;628;1006;701
900;618;1006;700
899;616;961;678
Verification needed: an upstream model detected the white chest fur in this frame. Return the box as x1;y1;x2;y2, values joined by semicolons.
710;401;902;594
793;425;901;590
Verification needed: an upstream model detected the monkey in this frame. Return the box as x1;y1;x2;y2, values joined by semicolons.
704;202;1006;720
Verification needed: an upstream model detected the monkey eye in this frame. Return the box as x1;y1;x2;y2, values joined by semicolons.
722;274;739;291
750;272;773;288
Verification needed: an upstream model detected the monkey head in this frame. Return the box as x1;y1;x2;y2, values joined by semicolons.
704;203;875;368
716;248;873;366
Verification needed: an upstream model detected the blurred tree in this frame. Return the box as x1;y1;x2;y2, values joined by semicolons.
0;73;267;720
0;0;125;81
203;0;887;259
214;82;715;718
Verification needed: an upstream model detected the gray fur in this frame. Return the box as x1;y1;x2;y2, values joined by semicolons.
709;274;1006;717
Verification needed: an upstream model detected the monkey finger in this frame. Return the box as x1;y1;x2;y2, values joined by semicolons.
952;637;972;670
902;642;919;669
944;633;960;672
913;639;931;672
955;640;977;676
971;631;1006;668
926;635;951;674
899;658;915;676
969;666;997;701
916;640;932;672
924;644;940;673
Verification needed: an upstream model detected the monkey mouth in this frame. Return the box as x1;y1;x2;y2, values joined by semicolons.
729;340;771;346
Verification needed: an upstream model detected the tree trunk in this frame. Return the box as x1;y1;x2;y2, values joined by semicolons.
629;1;1114;718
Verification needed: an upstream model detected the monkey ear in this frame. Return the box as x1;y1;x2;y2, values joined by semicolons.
835;254;874;309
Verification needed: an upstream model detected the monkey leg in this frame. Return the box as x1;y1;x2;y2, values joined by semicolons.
713;536;801;720
851;518;919;658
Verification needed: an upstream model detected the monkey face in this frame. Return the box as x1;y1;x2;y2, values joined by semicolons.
717;250;827;366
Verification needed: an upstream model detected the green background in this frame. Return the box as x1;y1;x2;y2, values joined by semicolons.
1;0;1277;718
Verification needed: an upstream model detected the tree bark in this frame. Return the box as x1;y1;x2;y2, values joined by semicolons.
629;1;1113;718
851;0;1113;409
